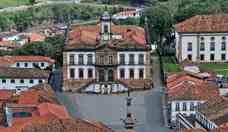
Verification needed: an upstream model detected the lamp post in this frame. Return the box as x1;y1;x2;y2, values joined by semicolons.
121;89;136;132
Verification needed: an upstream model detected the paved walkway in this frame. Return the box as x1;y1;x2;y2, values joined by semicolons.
56;55;172;132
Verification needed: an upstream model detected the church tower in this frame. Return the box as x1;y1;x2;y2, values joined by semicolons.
100;11;112;41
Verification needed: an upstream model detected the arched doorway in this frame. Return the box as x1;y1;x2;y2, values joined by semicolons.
108;69;114;82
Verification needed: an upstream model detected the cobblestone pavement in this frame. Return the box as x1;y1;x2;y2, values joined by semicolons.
56;55;172;132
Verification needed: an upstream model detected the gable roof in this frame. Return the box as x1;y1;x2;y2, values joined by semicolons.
65;23;149;51
0;67;50;79
0;56;55;66
18;83;59;105
176;14;228;33
167;72;220;101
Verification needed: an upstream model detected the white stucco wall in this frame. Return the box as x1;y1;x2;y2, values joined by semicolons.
170;100;205;122
11;61;50;69
66;52;96;80
176;32;228;62
0;78;46;91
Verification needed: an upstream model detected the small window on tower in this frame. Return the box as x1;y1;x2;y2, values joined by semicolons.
104;25;108;33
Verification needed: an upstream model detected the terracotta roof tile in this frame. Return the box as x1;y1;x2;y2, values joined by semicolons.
0;55;55;66
22;32;46;42
176;14;228;33
0;67;50;79
65;23;148;50
167;72;220;101
0;90;16;101
18;83;59;105
198;97;228;125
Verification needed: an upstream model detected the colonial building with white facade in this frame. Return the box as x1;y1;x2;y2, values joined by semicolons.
0;56;55;69
0;67;50;92
62;12;153;94
175;14;228;62
166;72;220;126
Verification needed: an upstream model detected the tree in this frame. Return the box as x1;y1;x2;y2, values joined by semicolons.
145;4;173;54
29;0;36;5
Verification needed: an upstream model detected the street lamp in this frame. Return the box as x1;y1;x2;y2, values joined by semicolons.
121;89;136;132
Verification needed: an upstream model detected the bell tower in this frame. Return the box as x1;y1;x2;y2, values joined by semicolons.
100;11;111;41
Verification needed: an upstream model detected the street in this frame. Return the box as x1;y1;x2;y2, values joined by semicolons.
56;55;172;132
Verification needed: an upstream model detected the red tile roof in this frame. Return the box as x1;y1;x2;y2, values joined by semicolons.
23;32;45;42
0;90;16;101
0;55;55;66
167;72;220;101
37;103;70;119
18;83;59;105
0;67;50;79
176;14;228;33
198;97;228;125
65;23;148;50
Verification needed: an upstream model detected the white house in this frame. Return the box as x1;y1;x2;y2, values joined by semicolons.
0;56;55;69
166;72;220;125
0;67;50;92
175;14;228;62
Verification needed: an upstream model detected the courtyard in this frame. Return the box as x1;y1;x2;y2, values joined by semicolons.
56;56;173;132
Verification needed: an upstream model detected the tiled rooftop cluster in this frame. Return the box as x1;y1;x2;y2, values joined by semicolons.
176;14;228;33
0;83;113;132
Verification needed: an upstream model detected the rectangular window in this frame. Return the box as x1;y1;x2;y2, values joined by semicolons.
221;54;226;60
29;79;34;84
187;42;192;51
39;80;43;83
69;54;75;65
200;54;204;61
108;56;113;64
210;54;215;61
79;69;84;79
88;69;93;78
104;25;108;33
2;79;6;83
11;79;15;83
120;69;125;78
221;42;226;51
129;54;135;65
187;54;192;61
119;54;125;65
138;54;144;64
41;62;45;67
129;69;134;79
139;69;144;79
20;79;24;84
210;42;215;51
78;54;84;65
182;102;187;111
87;54;93;65
70;68;75;79
190;102;195;111
175;102;180;111
100;55;104;64
24;63;28;67
200;42;205;51
16;63;20;67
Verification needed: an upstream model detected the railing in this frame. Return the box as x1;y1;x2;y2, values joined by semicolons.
176;113;194;130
